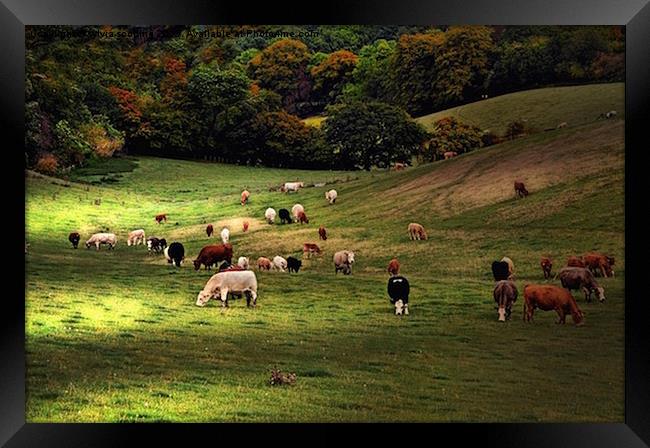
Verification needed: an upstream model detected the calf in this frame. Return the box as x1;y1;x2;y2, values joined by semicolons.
127;229;146;246
325;189;338;204
206;224;214;237
493;280;518;322
265;208;276;224
297;211;309;224
333;250;355;275
318;225;328;241
272;256;288;272
85;233;117;251
155;213;168;224
196;270;258;308
523;284;584;326
407;223;428;240
279;209;292;224
387;258;400;276
583;252;614;278
164;242;185;267
514;181;529;198
193;244;233;271
387;276;410;315
559;267;606;302
257;257;272;271
220;227;230;244
287;256;302;273
241;189;250;206
303;243;321;258
540;257;553;279
68;232;81;249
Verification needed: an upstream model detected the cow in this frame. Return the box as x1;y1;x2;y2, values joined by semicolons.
493;280;518;322
68;232;81;249
540;257;553;279
283;182;304;193
443;151;458;160
279;208;292;224
243;221;249;232
567;256;585;268
501;256;515;280
393;162;406;171
220;227;230;244
556;122;568;129
387;258;400;276
272;256;288;272
206;224;214;237
265;208;277;224
319;225;328;241
193;244;233;271
241;189;250;206
558;267;606;303
196;270;258;308
237;256;250;270
523;284;584;326
334;250;355;275
583;252;614;278
408;223;427;241
297;211;309;224
155;213;168;224
85;233;116;251
291;204;304;221
514;181;529;198
257;257;272;271
599;110;617;119
287;256;302;273
146;237;166;253
303;243;321;258
491;261;510;281
325;189;338;204
387;276;410;315
164;242;185;267
127;229;146;246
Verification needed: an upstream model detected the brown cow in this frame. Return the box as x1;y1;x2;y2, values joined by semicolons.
387;258;400;276
257;257;272;271
523;284;584;326
193;244;233;271
567;256;585;268
443;151;458;160
318;225;328;241
243;221;250;232
206;224;214;237
303;243;321;258
68;232;81;249
514;181;529;198
558;267;606;303
540;257;553;279
408;223;427;240
297;211;309;224
494;280;518;322
583;252;614;278
155;213;168;224
241;190;250;206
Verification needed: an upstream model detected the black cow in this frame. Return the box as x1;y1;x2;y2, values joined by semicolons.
279;208;292;224
165;242;185;267
491;261;510;281
387;276;410;315
147;237;167;253
68;232;81;249
287;256;302;273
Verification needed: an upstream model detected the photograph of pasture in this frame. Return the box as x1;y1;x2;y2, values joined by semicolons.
25;25;624;422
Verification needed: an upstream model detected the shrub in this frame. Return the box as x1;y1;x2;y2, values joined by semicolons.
504;120;528;140
421;117;483;162
34;153;59;175
481;130;502;147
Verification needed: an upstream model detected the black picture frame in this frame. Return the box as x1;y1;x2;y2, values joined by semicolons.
4;0;649;445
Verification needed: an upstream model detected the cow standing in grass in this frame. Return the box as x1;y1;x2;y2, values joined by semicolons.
86;233;117;251
523;284;584;326
221;227;230;244
388;276;410;315
196;270;258;308
514;181;529;198
408;223;427;240
68;232;81;249
325;189;338;204
127;229;146;246
558;267;606;303
165;242;185;267
493;280;518;322
387;258;400;276
279;209;292;224
241;189;250;206
265;208;276;224
155;213;168;224
319;225;328;241
540;257;553;279
257;257;272;271
303;243;321;258
206;224;214;237
501;256;515;280
334;250;355;275
292;204;304;222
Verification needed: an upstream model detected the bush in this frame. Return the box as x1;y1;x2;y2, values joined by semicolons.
481;130;502;147
34;153;59;175
421;117;483;162
504;120;528;140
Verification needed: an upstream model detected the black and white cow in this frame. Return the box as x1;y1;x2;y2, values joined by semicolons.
387;276;410;315
147;237;167;253
164;242;185;267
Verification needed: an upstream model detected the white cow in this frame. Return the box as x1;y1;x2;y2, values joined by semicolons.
85;233;117;251
283;182;304;193
272;256;288;272
333;250;355;275
127;229;145;246
265;207;277;224
325;189;338;204
196;270;258;307
221;227;230;244
237;256;250;270
291;204;304;220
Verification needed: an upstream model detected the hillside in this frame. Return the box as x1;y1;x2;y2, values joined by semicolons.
25;117;624;423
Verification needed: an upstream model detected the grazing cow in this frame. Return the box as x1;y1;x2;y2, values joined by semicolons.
237;256;250;270
196;270;258;308
501;256;515;280
540;257;553;279
127;229;146;246
241;189;250;206
220;227;230;244
206;224;214;237
493;280;518;322
287;256;302;273
407;223;428;241
393;162;406;171
583;252;614;278
272;256;288;272
523;284;584;326
387;258;400;277
193;244;234;271
291;204;304;221
443;151;458;160
319;225;328;241
325;189;338;204
257;257;272;271
558;267;606;303
387;276;410;316
514;181;529;198
297;211;309;224
303;243;321;258
567;256;585;268
279;208;292;224
85;233;117;251
68;232;81;249
243;221;249;232
165;242;185;267
265;208;277;224
333;250;355;275
491;261;510;281
155;213;168;224
283;182;304;193
146;237;166;253
599;110;617;119
556;122;568;129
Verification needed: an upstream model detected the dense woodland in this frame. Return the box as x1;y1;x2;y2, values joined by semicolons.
25;25;624;172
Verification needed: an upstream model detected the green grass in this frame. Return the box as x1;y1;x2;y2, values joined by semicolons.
25;117;624;422
415;83;624;135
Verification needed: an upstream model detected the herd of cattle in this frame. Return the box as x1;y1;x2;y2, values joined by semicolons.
60;180;617;322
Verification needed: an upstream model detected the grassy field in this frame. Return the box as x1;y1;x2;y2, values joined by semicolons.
25;116;624;422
